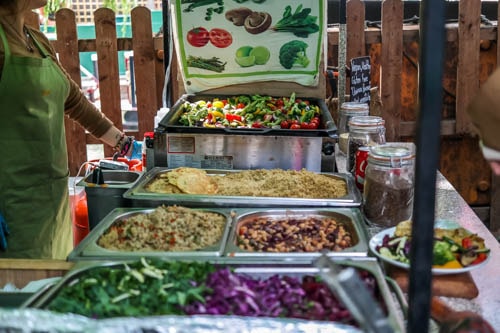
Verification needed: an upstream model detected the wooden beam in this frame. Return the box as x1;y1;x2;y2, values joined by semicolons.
94;8;123;158
380;0;403;141
131;6;158;134
56;9;89;174
455;0;481;134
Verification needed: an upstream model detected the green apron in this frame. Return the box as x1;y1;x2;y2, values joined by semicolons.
0;25;72;259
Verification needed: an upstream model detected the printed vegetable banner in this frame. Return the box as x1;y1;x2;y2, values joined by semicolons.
171;0;326;93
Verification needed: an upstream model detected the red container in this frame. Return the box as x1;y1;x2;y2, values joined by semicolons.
355;146;370;191
72;192;89;247
142;132;155;170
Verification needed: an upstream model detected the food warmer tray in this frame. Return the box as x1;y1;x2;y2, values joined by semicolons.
22;258;405;333
157;94;337;138
123;168;362;208
225;208;369;259
67;207;233;262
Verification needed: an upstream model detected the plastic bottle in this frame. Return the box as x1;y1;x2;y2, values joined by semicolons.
142;132;155;172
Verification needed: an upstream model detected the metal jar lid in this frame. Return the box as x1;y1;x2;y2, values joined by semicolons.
368;144;415;168
348;115;385;129
340;102;369;115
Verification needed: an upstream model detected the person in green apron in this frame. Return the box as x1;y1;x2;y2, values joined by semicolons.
0;0;134;259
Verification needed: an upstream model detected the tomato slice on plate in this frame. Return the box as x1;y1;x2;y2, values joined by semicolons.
209;28;232;48
186;27;209;47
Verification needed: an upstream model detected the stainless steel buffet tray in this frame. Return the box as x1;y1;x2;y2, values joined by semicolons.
123;167;362;208
67;207;233;261
158;93;337;138
22;258;405;333
224;208;369;259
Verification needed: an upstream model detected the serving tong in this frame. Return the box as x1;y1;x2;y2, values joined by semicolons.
313;254;394;333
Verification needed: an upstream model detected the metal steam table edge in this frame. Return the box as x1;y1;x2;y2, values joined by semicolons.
67;207;233;262
122;167;362;208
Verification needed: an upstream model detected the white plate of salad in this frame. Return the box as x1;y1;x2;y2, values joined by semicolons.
369;220;490;275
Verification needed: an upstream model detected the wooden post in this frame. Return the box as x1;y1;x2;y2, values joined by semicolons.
56;9;89;174
131;6;158;135
346;0;367;61
455;0;481;134
94;8;123;158
380;0;403;142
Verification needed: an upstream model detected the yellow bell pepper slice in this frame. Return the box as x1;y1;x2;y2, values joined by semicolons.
212;101;225;109
210;110;225;119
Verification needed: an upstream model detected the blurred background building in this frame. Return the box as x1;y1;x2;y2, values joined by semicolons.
70;0;162;23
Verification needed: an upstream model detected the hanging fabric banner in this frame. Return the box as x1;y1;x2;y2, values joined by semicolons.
171;0;326;94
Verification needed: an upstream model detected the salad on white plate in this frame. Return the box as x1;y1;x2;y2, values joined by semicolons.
369;220;490;274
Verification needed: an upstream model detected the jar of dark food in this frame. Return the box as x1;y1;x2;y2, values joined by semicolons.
338;102;370;154
347;116;386;174
363;144;415;228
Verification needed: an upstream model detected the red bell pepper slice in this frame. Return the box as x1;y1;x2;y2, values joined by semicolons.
226;114;242;122
471;252;487;265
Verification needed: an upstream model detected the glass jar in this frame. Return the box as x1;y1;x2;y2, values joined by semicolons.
362;144;415;228
338;102;369;154
346;116;386;174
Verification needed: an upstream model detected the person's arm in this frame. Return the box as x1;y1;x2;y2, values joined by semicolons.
31;29;132;153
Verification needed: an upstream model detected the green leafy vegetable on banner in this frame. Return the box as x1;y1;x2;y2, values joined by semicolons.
271;4;320;38
181;0;224;20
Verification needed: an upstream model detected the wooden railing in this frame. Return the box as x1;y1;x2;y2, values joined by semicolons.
326;0;492;140
29;1;499;230
28;7;167;175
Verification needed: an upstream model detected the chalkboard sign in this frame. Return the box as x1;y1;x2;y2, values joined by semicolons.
350;56;371;104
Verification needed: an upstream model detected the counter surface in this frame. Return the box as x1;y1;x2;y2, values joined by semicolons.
434;173;500;330
336;146;500;331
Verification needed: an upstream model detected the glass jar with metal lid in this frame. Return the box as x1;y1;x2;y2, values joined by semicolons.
346;116;386;174
362;144;415;228
338;102;370;154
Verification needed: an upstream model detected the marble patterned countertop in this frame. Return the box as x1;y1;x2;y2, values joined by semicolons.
335;144;500;331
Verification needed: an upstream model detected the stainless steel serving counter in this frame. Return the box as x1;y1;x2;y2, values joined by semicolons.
336;145;500;331
434;173;500;330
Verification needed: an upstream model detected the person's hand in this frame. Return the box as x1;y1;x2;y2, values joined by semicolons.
0;212;9;251
113;134;135;160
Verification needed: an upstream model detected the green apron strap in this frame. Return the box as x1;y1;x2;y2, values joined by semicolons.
0;24;11;64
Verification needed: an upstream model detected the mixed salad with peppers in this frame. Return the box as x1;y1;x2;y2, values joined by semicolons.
177;93;322;129
375;221;490;269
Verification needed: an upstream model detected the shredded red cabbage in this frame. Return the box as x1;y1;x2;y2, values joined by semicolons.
182;268;379;326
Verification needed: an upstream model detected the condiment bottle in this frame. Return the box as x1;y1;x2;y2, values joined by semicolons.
338;102;369;154
347;116;386;174
142;131;155;172
362;144;415;228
